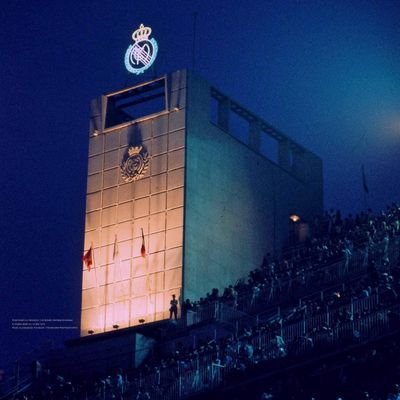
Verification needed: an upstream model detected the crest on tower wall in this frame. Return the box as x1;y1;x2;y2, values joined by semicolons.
120;146;149;182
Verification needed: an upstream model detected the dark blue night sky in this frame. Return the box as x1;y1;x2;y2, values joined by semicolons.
1;0;399;371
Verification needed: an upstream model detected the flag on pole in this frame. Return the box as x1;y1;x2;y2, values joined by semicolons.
82;246;93;271
113;235;119;261
361;164;369;194
141;228;146;258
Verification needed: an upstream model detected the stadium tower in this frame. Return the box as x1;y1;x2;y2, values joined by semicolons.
80;69;323;337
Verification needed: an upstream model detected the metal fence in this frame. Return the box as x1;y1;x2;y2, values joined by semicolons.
121;294;400;400
2;235;399;400
188;235;400;329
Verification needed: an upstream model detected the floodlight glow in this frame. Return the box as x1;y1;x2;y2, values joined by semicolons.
124;24;158;75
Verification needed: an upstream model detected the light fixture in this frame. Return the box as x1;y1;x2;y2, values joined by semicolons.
113;324;119;329
289;214;300;223
138;319;145;324
88;330;94;335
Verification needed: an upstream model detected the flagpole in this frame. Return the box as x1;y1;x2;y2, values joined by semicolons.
91;241;98;288
361;164;369;212
90;241;101;334
114;181;120;330
129;222;134;328
363;190;367;212
104;236;108;334
112;234;118;329
99;135;106;334
148;228;155;323
113;234;117;282
192;12;198;72
141;226;154;322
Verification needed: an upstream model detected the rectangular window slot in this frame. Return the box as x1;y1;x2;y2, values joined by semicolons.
105;78;166;129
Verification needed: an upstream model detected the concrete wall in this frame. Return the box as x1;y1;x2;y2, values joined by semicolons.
81;69;323;329
81;71;187;336
183;72;323;301
50;331;155;376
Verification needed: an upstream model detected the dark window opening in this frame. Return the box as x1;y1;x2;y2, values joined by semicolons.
105;78;166;129
260;132;279;164
230;109;249;144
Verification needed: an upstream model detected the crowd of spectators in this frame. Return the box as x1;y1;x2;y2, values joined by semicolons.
256;335;400;400
182;204;400;317
5;204;400;400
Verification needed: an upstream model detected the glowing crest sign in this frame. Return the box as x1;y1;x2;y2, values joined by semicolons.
124;24;158;75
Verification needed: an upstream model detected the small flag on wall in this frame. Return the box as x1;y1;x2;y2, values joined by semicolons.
82;246;93;271
113;235;119;261
141;228;146;258
362;164;369;194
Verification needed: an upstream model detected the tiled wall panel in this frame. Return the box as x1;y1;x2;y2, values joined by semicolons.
81;73;186;336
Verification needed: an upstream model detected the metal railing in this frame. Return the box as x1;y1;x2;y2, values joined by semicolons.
2;235;399;400
187;235;400;328
117;294;400;400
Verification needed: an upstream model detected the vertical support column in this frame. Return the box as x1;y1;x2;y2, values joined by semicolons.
291;148;305;180
101;95;108;132
90;97;103;135
249;119;261;152
278;139;291;170
217;98;230;132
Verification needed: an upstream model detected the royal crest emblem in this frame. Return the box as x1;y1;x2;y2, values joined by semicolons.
120;146;149;182
124;24;158;75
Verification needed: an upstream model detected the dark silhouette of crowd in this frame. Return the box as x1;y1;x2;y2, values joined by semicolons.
4;203;400;400
182;204;400;317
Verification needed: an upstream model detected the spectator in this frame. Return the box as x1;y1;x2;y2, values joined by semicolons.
169;294;178;319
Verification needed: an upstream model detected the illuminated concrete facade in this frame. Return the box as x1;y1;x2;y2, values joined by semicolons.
81;70;323;336
81;73;186;336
